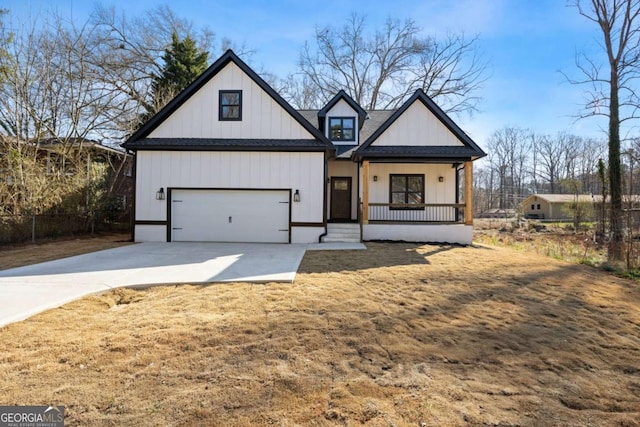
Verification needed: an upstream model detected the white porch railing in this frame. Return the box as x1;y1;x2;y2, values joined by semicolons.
367;203;466;223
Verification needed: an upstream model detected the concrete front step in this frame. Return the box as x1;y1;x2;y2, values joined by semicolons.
325;233;360;238
324;237;360;242
323;223;361;243
322;236;361;243
327;224;359;229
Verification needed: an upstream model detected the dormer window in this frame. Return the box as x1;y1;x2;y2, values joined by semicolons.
329;117;355;141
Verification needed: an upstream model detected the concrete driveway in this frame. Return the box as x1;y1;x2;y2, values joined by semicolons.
0;242;309;328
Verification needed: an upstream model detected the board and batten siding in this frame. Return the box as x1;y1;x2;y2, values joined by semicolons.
135;151;324;225
370;102;464;147
324;99;360;144
363;163;456;204
148;62;315;140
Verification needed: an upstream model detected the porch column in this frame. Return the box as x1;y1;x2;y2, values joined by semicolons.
362;160;369;224
464;160;473;225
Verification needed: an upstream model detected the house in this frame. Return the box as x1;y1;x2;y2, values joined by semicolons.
523;194;594;220
122;50;486;245
0;137;132;217
523;193;640;221
39;138;134;219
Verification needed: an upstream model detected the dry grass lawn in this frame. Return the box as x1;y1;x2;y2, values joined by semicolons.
0;241;639;426
0;232;131;270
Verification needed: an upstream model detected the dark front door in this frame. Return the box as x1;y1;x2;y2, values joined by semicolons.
330;177;352;220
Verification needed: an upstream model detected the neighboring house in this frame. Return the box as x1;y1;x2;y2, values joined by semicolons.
0;137;133;217
523;194;593;220
38;138;134;218
122;50;486;244
523;193;640;220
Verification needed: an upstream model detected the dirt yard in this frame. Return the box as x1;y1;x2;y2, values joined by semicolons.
0;240;639;426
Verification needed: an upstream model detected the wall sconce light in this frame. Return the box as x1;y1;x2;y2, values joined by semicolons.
438;176;444;183
156;187;165;200
373;175;378;181
293;189;300;202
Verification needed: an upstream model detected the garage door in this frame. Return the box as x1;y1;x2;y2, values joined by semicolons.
171;189;290;243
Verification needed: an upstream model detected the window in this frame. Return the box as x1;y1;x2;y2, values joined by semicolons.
390;174;424;209
531;204;535;210
46;153;74;175
537;204;541;210
219;90;242;120
329;117;355;141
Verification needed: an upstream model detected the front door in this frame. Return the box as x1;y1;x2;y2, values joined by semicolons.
330;177;352;221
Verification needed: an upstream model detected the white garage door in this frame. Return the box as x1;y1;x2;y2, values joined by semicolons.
171;189;290;243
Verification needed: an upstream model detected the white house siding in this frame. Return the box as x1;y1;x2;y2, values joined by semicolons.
362;163;458;222
148;62;315;140
363;163;456;203
135;225;166;242
364;224;473;245
324;99;359;144
135;150;325;243
328;160;359;220
370;102;464;147
291;226;325;243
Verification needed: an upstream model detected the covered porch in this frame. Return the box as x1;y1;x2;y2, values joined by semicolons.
358;159;475;244
361;160;473;224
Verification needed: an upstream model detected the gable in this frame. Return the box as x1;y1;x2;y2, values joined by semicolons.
370;101;464;147
325;98;358;118
148;62;315;140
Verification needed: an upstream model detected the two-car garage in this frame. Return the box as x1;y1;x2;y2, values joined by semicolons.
170;189;291;243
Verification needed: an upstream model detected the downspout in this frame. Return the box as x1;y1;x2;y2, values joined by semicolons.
129;149;136;242
318;149;330;243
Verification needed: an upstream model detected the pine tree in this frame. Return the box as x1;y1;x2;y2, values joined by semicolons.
149;32;209;114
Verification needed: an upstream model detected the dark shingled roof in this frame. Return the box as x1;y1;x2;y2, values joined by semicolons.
359;111;394;142
122;138;331;152
297;110;319;128
359;145;482;158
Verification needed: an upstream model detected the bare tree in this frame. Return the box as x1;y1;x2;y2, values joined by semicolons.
0;13;128;214
576;137;607;194
291;13;487;112
486;127;531;209
570;0;640;260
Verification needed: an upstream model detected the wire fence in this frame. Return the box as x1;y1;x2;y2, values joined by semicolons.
0;212;130;245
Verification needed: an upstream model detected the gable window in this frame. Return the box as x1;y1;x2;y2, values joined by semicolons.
219;90;242;121
390;174;424;209
329;117;355;141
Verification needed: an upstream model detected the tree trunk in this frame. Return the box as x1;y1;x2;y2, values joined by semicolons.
609;69;623;260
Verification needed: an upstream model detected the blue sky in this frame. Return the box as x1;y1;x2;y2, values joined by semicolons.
4;0;613;148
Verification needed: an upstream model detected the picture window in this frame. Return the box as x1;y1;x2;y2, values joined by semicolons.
390;174;424;210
